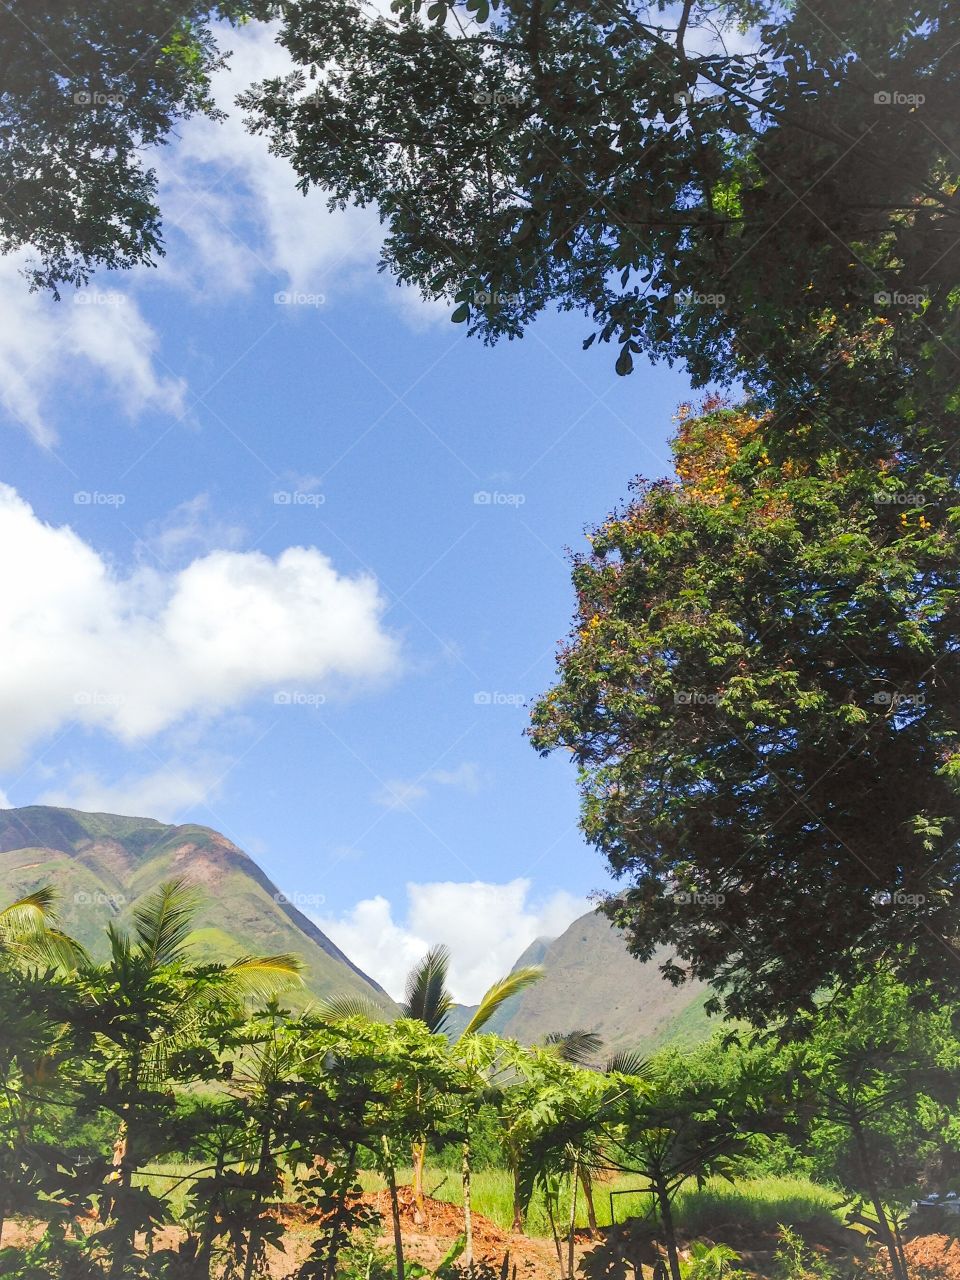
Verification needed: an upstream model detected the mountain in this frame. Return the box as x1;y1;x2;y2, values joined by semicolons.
449;909;715;1055
0;805;391;1005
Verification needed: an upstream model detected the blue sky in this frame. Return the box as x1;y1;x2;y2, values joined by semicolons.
0;21;693;1000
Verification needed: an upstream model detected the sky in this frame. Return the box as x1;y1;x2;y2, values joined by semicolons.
0;21;695;1003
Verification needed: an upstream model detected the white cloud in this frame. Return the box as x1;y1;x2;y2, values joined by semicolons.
0;483;400;767
157;24;380;297
0;256;185;446
136;493;246;568
157;21;444;322
375;761;483;809
317;879;586;1003
38;760;224;822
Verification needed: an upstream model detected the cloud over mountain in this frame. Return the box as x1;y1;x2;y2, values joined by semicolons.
0;484;400;767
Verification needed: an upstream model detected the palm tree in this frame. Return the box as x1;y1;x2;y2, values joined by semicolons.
0;885;85;970
541;1030;648;1236
320;943;541;1225
74;877;302;1279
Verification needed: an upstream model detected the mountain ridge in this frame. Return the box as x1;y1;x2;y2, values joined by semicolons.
0;804;391;1003
448;908;714;1054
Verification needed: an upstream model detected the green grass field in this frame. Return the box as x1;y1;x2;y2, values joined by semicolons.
136;1161;840;1240
354;1168;842;1238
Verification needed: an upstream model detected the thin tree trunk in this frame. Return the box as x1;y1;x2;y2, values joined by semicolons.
653;1173;682;1280
851;1116;908;1280
196;1141;227;1280
461;1129;474;1265
511;1165;525;1234
411;1138;427;1224
545;1185;564;1274
109;1113;137;1279
567;1155;580;1280
242;1103;275;1280
383;1137;405;1280
579;1165;599;1238
324;1142;359;1280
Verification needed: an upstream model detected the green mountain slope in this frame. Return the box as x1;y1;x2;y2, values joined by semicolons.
450;909;715;1055
0;805;391;1005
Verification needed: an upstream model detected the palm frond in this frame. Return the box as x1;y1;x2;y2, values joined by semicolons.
0;886;58;934
0;888;86;970
404;944;454;1033
10;927;87;972
222;953;304;1000
544;1029;603;1066
461;966;543;1038
314;993;391;1024
605;1049;649;1078
133;878;200;969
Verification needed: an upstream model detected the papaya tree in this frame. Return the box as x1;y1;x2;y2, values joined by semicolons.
67;878;301;1279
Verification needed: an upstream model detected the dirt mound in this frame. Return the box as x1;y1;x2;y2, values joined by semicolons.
900;1234;960;1279
359;1188;508;1252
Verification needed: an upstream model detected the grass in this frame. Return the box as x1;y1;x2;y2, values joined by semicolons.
355;1168;842;1239
136;1161;841;1240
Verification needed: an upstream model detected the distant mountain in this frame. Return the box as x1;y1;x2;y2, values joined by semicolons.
449;909;715;1055
0;805;391;1005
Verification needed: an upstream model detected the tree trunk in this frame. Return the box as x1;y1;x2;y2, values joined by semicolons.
567;1155;580;1280
579;1165;599;1238
653;1173;682;1280
545;1184;564;1274
196;1141;227;1280
384;1138;405;1280
411;1138;427;1224
108;1117;136;1280
461;1131;474;1265
511;1165;525;1234
242;1103;276;1280
324;1142;359;1280
851;1116;909;1280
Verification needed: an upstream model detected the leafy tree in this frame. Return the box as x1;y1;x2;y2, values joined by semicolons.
530;402;960;1022
786;973;960;1280
322;943;540;1217
67;877;300;1279
602;1040;778;1280
0;0;273;293
242;0;960;437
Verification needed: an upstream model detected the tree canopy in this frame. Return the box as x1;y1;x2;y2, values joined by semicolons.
0;1;272;293
241;0;960;428
530;401;960;1022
